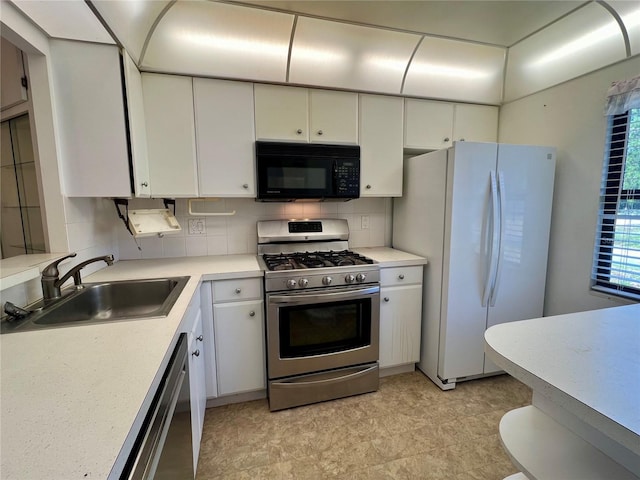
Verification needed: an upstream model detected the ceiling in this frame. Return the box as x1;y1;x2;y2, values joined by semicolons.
230;1;586;47
5;1;640;104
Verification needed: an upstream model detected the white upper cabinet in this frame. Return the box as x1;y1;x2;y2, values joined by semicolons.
404;99;454;151
404;98;498;150
309;89;358;144
1;38;28;111
254;84;309;142
122;51;150;197
453;104;499;143
255;84;358;144
142;73;198;197
359;94;404;197
194;78;256;197
50;40;131;197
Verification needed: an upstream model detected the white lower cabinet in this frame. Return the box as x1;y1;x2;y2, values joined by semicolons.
379;266;423;369
213;300;265;395
208;278;266;397
188;308;206;471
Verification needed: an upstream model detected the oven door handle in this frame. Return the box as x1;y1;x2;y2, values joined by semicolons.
269;286;380;305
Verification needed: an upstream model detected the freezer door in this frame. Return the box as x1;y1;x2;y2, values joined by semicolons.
484;144;556;373
439;142;498;380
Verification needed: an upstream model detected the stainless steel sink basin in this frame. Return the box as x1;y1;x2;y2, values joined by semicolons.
1;276;189;334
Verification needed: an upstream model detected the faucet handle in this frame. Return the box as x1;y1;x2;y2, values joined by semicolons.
42;253;77;278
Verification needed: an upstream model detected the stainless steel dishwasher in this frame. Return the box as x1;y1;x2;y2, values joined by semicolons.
122;333;194;479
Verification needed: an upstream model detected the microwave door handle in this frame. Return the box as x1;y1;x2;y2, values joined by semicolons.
269;286;380;305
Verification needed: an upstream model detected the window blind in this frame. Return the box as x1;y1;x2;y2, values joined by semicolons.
592;109;640;300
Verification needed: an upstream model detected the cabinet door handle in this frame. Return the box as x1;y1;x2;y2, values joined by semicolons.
196;335;203;341
235;288;242;294
398;274;405;280
249;311;255;317
384;297;390;302
242;184;249;189
192;349;200;357
366;184;372;189
460;138;465;141
141;181;148;187
444;137;450;142
317;130;323;135
296;129;303;135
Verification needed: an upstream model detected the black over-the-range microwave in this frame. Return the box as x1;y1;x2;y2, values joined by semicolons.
255;141;360;201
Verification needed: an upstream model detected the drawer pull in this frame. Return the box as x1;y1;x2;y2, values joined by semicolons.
296;129;303;135
384;297;390;302
249;311;255;317
196;335;203;342
398;274;405;280
192;349;200;357
235;288;242;294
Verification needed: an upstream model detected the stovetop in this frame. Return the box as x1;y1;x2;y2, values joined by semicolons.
263;250;375;271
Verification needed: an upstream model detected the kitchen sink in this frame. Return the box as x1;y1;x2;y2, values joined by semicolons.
1;277;189;334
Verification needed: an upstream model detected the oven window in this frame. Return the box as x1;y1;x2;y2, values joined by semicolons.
279;299;371;358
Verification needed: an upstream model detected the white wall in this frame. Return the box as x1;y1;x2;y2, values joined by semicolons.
498;56;640;316
116;198;392;259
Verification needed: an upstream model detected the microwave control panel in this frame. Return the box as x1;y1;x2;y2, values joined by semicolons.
335;159;360;197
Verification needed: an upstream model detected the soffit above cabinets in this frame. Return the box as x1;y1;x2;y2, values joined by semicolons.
10;0;114;45
289;17;420;94
504;2;628;102
140;1;294;82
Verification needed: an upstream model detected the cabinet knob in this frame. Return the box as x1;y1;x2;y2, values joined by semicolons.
192;349;200;357
460;138;465;141
242;183;249;189
366;184;372;189
444;137;450;142
141;182;148;187
235;288;242;294
196;335;203;342
398;274;405;280
317;130;323;136
249;311;255;317
296;129;303;135
384;297;390;302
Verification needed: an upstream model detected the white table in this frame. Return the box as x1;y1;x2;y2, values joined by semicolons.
485;304;640;479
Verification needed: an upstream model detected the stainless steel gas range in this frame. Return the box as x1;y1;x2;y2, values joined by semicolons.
258;218;380;411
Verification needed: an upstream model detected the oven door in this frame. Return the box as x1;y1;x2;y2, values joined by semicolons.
267;285;380;379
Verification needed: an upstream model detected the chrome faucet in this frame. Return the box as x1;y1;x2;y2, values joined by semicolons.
41;253;115;301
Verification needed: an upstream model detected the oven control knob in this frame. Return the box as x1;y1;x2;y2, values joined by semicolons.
345;274;356;284
322;276;333;286
356;273;366;283
298;278;309;288
286;279;297;289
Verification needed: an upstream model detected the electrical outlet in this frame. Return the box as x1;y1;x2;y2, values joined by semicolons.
361;215;370;230
188;218;206;235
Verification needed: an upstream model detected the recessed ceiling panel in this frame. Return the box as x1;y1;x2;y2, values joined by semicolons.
141;1;294;82
234;1;582;47
505;2;626;102
403;37;505;104
607;1;640;56
289;17;420;94
11;0;114;44
90;0;170;64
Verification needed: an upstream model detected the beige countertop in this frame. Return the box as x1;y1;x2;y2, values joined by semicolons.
0;254;261;480
354;246;428;267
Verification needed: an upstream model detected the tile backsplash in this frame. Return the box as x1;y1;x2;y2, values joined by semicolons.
116;198;393;260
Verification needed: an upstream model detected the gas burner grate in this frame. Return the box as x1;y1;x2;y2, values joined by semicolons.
262;250;374;271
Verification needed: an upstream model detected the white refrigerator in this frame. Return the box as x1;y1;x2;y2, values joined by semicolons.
393;142;556;390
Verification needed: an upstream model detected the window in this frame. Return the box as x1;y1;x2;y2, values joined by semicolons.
592;108;640;300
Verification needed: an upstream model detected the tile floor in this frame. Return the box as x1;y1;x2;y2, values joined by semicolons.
196;371;532;479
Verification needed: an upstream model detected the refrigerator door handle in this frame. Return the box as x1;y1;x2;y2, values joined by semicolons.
482;171;500;307
490;171;506;307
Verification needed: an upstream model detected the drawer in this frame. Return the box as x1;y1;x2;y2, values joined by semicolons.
212;278;262;303
380;266;423;287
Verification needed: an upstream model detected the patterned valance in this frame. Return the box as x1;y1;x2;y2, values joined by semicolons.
605;75;640;115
